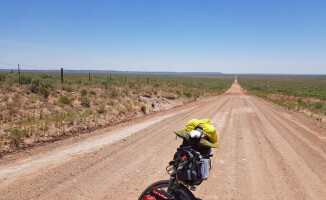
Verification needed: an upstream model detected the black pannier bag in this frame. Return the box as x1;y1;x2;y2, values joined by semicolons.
176;160;197;181
176;153;210;183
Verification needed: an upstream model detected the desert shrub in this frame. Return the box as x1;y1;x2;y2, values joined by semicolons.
183;90;193;98
110;90;119;98
80;88;88;96
4;73;19;83
298;98;303;103
30;78;54;94
30;79;40;93
38;87;50;98
39;79;53;89
0;73;6;81
66;86;73;92
58;96;72;105
5;128;29;138
128;82;135;88
108;100;115;106
313;102;324;110
125;103;133;112
5;128;28;147
79;96;91;108
41;73;51;79
20;74;32;84
97;104;106;114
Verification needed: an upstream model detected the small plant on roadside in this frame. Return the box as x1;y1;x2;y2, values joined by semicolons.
314;102;323;110
175;90;182;96
38;87;50;98
79;96;91;108
97;104;106;114
110;89;119;98
298;98;303;103
5;128;29;139
80;88;88;96
58;96;72;105
108;100;115;106
183;90;193;98
66;86;74;92
125;103;133;113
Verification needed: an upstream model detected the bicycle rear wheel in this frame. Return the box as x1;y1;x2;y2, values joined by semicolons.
138;180;196;200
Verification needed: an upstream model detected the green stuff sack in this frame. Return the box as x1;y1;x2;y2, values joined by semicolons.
184;119;217;143
173;129;219;148
174;129;190;141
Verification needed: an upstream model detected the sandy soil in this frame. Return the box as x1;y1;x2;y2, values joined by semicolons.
0;80;325;200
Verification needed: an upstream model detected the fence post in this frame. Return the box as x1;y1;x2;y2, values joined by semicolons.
124;75;127;85
18;64;21;84
61;68;64;83
89;72;91;81
147;77;149;84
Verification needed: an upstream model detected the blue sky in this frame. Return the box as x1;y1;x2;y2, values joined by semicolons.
0;0;325;74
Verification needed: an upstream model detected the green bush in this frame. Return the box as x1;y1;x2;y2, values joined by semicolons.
38;87;50;98
30;78;54;94
66;86;73;92
20;74;32;84
58;96;72;105
97;104;106;114
183;90;193;98
314;102;323;110
0;73;6;81
298;98;303;103
80;88;88;96
110;90;119;98
5;73;19;83
5;128;29;138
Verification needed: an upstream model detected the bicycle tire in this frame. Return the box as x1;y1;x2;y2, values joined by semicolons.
138;180;196;200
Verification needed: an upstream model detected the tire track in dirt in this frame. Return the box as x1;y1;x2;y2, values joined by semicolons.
245;96;326;199
250;98;326;183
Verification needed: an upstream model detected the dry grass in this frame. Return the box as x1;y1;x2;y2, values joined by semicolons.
0;72;233;155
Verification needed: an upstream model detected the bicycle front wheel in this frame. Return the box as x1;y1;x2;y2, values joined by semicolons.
138;180;196;200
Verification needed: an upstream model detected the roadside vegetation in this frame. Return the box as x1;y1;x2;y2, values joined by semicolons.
238;75;326;122
0;71;233;155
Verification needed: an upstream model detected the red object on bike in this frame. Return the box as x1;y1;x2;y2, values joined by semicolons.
143;194;157;200
152;187;168;199
181;155;187;160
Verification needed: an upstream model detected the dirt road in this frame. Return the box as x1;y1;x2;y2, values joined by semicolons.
0;81;325;199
